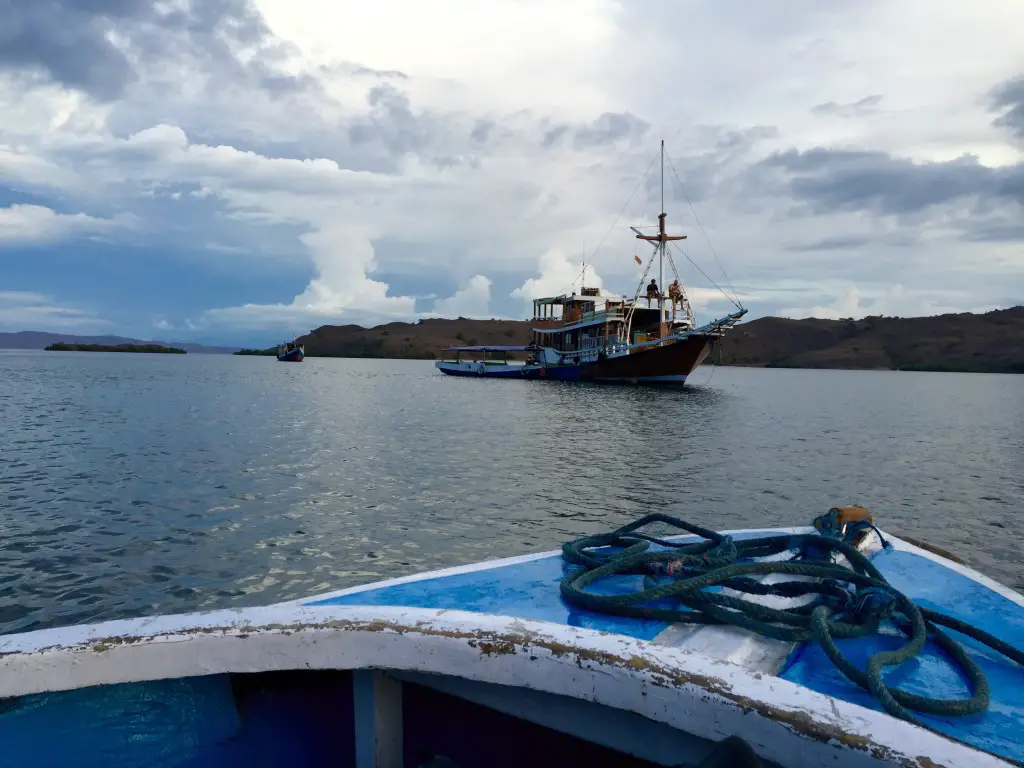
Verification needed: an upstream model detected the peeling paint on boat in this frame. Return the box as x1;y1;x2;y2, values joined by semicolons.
1;526;1020;767
0;603;1012;767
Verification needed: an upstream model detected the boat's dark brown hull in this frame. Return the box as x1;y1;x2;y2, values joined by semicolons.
504;334;713;384
580;334;713;383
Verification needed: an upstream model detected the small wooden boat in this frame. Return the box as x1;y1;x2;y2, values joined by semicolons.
1;508;1021;767
277;340;304;362
434;344;540;378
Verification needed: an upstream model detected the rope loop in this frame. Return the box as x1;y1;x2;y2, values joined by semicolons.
559;513;1024;742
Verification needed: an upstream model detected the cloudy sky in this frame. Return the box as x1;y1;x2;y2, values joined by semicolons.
1;0;1022;345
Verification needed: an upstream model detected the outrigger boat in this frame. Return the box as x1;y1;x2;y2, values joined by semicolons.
436;141;746;384
1;507;1022;767
277;340;304;362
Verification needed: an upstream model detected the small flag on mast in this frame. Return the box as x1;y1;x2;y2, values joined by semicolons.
633;254;642;266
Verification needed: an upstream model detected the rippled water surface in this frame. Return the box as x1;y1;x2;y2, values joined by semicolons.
1;350;1021;635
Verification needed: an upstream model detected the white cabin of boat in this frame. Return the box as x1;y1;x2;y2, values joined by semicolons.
530;280;694;366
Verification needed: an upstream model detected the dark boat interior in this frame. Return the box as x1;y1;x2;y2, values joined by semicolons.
1;668;769;767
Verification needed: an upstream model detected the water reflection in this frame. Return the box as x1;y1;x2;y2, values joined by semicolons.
0;352;1020;635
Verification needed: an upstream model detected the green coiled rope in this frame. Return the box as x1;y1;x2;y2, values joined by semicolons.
559;514;1024;738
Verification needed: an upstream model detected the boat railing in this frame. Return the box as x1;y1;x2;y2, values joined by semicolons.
532;308;626;329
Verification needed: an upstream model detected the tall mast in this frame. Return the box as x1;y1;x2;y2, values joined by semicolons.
632;140;688;328
659;140;664;317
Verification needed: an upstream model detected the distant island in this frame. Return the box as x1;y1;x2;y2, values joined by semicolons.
44;342;187;354
0;331;238;354
233;347;277;356
12;305;1022;372
251;306;1023;374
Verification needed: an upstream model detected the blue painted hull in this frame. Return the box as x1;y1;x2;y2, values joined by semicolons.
277;348;304;362
437;365;527;379
2;520;1022;767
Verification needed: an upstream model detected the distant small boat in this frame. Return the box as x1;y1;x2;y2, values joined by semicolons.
1;507;1021;767
277;341;304;362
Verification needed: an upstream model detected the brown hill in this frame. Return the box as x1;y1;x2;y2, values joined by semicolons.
294;306;1024;373
299;318;533;359
715;306;1024;373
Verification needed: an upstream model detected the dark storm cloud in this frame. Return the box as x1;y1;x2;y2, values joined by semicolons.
470;119;495;144
991;75;1024;139
538;113;649;150
786;235;874;252
541;125;569;148
751;148;1024;215
0;0;280;100
960;223;1024;243
350;66;410;80
345;84;481;170
784;232;920;254
810;94;883;118
348;84;426;158
572;112;649;148
643;125;780;206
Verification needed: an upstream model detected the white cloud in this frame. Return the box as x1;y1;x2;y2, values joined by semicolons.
430;275;492;319
0;204;123;246
254;0;619;116
0;290;110;331
779;283;1002;320
0;0;1022;338
511;249;608;313
200;224;418;331
0;145;79;189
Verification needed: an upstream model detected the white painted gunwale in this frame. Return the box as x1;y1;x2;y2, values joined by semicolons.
0;604;1011;768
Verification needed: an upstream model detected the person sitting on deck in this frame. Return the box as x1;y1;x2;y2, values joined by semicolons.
646;279;660;306
667;279;684;321
668;279;682;308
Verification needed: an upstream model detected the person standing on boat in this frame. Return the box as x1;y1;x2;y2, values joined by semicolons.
646;279;660;306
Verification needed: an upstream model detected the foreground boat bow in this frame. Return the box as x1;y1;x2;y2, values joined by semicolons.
1;509;1021;768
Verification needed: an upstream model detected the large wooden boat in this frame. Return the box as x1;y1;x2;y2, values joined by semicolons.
436;141;746;384
277;340;304;362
